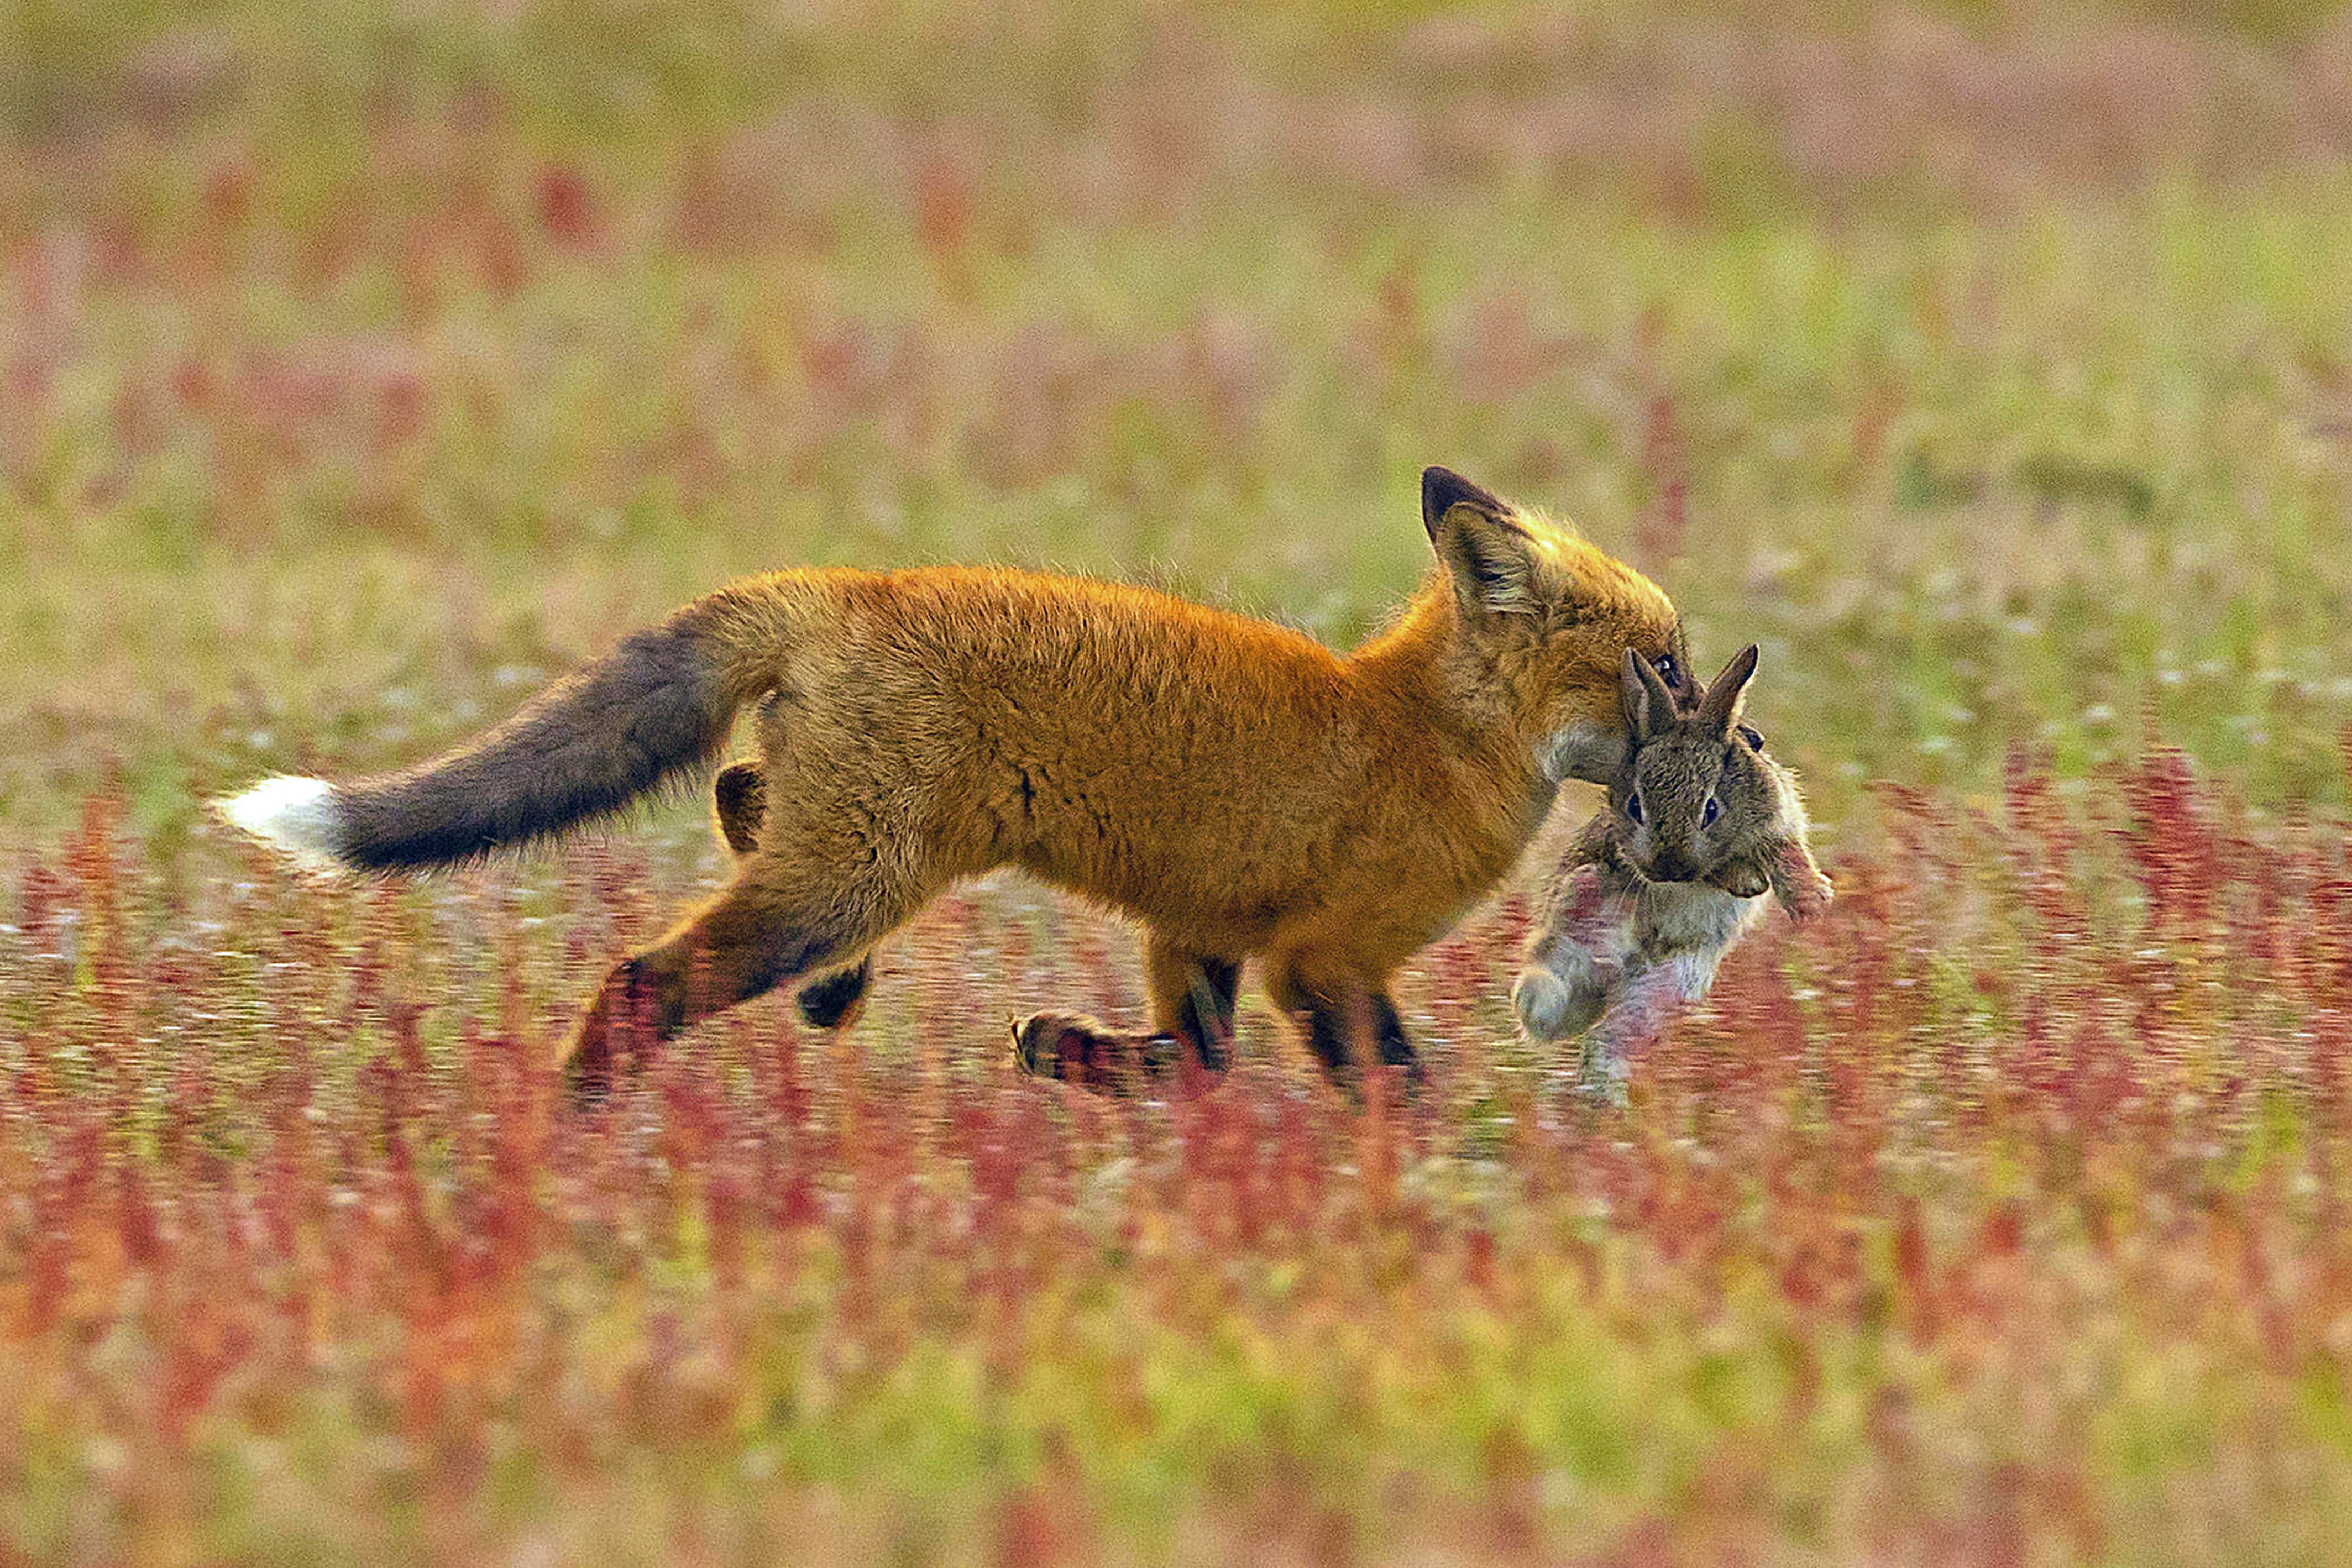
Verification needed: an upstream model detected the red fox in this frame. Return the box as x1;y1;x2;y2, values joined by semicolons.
216;469;1690;1099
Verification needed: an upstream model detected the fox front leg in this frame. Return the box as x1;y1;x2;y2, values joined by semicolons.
1260;957;1422;1101
1298;990;1420;1097
1013;935;1243;1095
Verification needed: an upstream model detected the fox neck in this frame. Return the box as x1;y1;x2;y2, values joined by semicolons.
1349;576;1559;807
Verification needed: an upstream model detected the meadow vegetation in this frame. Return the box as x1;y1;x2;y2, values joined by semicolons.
9;3;2352;1562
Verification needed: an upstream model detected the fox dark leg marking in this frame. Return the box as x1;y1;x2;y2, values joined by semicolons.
1299;993;1420;1090
713;761;766;856
1177;956;1242;1071
1146;935;1241;1072
1265;959;1422;1097
1371;996;1418;1077
795;957;872;1030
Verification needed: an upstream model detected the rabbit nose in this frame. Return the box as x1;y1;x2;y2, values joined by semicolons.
1648;848;1698;882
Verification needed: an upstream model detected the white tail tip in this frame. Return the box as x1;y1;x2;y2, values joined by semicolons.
214;776;346;870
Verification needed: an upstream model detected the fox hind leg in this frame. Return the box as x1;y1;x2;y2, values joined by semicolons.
712;761;766;856
561;859;925;1105
713;693;789;858
712;759;879;1032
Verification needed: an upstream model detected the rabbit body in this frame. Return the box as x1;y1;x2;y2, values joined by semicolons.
1512;646;1830;1098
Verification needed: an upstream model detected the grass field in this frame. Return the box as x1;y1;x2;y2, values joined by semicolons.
11;3;2352;1562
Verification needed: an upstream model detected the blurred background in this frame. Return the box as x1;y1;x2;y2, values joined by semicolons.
18;11;2352;1566
8;0;2352;849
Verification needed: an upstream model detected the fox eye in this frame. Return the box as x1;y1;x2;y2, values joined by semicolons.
1627;791;1645;825
1653;654;1679;688
1703;795;1720;827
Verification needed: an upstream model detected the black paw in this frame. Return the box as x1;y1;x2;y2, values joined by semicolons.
796;959;872;1030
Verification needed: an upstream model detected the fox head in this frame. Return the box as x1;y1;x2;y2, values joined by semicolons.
1417;466;1690;786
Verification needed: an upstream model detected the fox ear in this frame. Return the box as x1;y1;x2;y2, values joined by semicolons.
1427;476;1543;617
1622;649;1675;740
1697;644;1759;733
1421;466;1513;542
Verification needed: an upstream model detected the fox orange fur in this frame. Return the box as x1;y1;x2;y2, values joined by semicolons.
216;469;1689;1100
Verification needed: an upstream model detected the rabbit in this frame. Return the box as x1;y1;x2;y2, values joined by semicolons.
1511;644;1832;1100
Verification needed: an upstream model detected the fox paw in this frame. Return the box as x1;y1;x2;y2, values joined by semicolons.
1013;1013;1184;1094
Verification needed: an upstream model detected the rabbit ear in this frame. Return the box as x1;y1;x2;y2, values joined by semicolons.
1622;648;1675;740
1697;644;1760;733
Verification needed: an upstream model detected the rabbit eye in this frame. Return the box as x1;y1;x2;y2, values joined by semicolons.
1704;795;1720;827
1627;791;1645;825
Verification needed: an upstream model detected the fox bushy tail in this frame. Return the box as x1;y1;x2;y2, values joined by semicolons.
215;581;795;872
